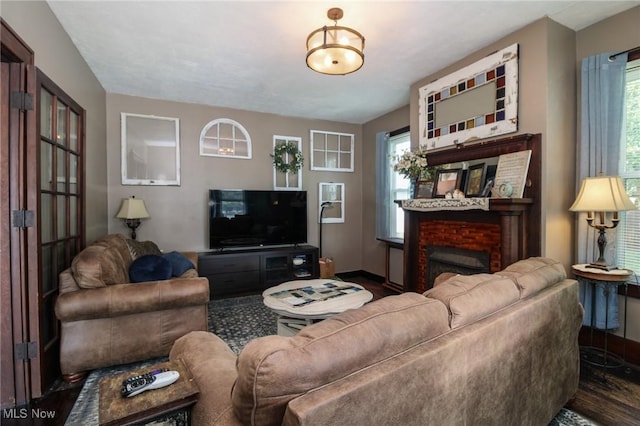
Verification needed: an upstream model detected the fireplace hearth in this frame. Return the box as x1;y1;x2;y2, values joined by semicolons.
426;245;491;289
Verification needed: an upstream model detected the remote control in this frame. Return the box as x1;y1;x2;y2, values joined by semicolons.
121;371;180;398
121;368;168;386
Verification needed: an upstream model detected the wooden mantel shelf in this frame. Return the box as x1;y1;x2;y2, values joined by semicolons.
397;197;532;213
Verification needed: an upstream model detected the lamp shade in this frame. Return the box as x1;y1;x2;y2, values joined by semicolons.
306;8;365;75
569;175;636;212
116;197;150;219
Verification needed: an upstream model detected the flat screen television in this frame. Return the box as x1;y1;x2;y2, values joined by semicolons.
209;189;307;249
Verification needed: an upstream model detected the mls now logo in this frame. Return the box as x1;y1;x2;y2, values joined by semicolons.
2;408;56;419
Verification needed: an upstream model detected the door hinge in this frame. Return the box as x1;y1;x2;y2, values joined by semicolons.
12;209;35;229
15;342;37;360
10;91;34;111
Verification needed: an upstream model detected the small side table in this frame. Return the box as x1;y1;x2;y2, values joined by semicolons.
571;264;633;368
99;358;199;425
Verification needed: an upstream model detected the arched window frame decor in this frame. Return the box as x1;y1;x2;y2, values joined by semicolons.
199;118;252;159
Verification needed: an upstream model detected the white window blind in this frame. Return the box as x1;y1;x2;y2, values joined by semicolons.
617;59;640;273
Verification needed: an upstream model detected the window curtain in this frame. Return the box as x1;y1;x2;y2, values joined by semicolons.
577;52;628;329
375;131;391;239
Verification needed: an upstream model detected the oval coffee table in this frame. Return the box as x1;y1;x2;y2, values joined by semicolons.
263;279;373;336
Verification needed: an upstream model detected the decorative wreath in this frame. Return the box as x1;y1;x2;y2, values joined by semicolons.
271;142;304;173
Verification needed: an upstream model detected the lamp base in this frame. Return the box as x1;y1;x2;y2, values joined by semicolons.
124;219;141;240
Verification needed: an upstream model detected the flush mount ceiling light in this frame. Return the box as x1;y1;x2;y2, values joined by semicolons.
306;7;365;75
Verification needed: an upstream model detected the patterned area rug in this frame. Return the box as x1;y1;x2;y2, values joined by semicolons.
65;294;594;425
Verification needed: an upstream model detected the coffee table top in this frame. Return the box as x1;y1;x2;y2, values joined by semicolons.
262;279;373;319
99;358;198;426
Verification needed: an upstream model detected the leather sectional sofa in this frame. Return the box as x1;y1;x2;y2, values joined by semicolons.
170;257;583;425
55;234;209;381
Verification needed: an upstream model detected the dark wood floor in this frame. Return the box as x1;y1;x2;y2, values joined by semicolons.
3;276;638;425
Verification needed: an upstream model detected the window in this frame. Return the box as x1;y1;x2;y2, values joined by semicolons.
376;128;410;240
310;130;354;172
199;118;252;159
618;57;640;273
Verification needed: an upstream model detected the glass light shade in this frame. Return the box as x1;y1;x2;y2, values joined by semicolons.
116;198;150;219
306;25;365;75
569;175;636;212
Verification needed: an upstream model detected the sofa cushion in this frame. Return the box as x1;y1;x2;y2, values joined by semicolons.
495;257;567;299
424;273;520;329
129;255;172;283
231;292;450;426
71;234;132;288
163;251;195;277
126;238;162;260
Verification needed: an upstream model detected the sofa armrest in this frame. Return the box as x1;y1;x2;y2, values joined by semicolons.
170;331;240;425
55;277;209;322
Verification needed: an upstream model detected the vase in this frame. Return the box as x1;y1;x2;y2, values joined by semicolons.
410;178;419;199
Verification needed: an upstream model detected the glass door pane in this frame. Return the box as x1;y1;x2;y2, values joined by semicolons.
40;89;53;139
70;111;78;151
40;141;52;191
56;147;66;192
56;101;67;146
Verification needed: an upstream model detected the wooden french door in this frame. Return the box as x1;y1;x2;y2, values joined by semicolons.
1;20;37;408
35;70;85;391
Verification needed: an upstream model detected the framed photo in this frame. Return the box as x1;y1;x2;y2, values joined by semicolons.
434;169;462;197
464;163;486;197
415;180;434;199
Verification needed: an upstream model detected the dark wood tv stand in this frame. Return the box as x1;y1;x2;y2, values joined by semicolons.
198;245;319;298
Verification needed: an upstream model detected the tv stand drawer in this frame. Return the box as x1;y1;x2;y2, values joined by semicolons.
206;271;261;296
199;255;260;273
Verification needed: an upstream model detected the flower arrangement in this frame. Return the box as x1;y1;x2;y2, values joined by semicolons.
272;142;304;173
392;147;429;180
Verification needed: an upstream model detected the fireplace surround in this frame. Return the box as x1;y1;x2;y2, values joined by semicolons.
399;133;542;294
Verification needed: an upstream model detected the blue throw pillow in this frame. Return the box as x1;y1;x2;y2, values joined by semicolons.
163;251;195;277
129;254;172;283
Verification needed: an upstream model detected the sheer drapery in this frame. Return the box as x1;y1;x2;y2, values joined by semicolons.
577;52;628;329
375;131;391;239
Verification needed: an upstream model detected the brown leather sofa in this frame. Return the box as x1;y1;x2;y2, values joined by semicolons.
55;234;209;382
170;257;583;425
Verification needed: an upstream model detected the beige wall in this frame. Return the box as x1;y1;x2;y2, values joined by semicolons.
1;1;108;241
576;5;640;343
408;17;577;268
106;94;364;272
363;18;579;282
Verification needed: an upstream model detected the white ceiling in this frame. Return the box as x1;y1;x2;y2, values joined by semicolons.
47;1;639;124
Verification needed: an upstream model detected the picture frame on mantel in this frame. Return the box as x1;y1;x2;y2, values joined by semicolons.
415;181;434;199
434;169;463;197
464;163;486;197
418;43;519;152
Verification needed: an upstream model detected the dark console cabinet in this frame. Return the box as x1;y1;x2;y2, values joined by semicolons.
198;245;319;298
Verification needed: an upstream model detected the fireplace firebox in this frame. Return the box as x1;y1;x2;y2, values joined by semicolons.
426;246;491;289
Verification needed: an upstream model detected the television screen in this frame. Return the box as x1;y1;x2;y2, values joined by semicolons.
209;190;307;249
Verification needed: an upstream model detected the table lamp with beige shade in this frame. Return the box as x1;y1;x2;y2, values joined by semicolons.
570;175;637;270
116;196;150;240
